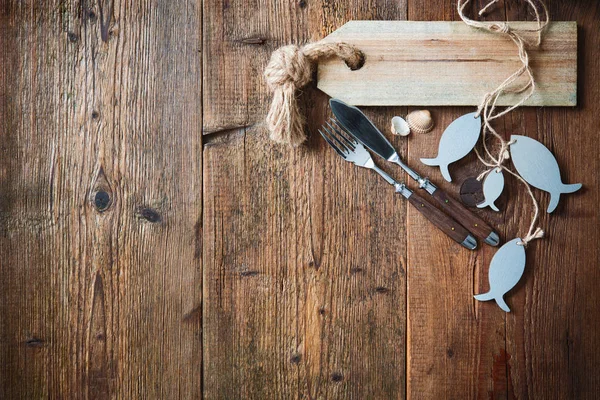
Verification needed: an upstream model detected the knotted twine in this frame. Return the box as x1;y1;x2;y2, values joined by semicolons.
264;42;364;146
264;1;549;243
458;0;549;246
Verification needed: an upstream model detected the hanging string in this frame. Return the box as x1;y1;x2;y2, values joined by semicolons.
457;0;549;246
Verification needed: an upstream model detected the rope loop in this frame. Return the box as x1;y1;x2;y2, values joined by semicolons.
490;22;510;34
264;45;313;91
517;227;545;247
264;42;364;146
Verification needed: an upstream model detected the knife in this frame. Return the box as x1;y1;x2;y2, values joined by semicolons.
330;98;500;246
319;120;477;250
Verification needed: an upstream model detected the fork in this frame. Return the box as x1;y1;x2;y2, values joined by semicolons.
319;120;477;250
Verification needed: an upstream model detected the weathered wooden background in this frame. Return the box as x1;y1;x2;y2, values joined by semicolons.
0;0;598;398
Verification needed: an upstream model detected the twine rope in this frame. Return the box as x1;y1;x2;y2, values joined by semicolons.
458;0;549;246
264;42;364;146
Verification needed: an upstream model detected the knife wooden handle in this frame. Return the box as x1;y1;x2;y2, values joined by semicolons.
407;191;476;250
430;188;499;246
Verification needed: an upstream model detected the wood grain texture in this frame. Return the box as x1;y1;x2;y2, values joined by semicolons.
407;1;600;400
202;1;409;398
503;2;600;398
318;21;577;106
404;2;510;397
0;1;202;398
1;0;599;398
203;116;409;400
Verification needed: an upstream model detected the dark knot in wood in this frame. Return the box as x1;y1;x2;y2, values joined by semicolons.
67;32;79;43
91;167;114;212
331;372;344;382
87;9;97;23
137;208;161;223
25;338;45;348
94;191;111;212
290;353;302;364
240;37;266;45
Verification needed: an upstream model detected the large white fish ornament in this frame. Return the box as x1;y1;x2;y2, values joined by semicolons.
509;135;582;213
474;238;526;312
477;169;504;212
420;112;481;182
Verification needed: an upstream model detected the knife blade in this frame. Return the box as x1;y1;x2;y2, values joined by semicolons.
329;99;397;160
330;99;420;181
330;98;500;246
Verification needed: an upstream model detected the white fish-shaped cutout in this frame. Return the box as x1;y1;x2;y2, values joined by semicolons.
477;169;504;212
420;112;481;182
510;135;582;213
474;238;526;312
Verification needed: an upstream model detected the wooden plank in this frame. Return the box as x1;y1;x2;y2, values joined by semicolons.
317;21;577;106
1;0;596;398
203;111;410;400
0;1;202;398
407;1;600;399
405;2;524;399
406;113;508;399
202;1;409;398
504;1;600;398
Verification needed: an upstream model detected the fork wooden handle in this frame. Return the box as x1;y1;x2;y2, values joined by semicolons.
430;188;500;246
407;191;477;250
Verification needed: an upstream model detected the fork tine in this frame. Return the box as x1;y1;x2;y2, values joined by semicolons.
326;120;356;151
330;119;358;147
322;124;351;154
318;128;347;159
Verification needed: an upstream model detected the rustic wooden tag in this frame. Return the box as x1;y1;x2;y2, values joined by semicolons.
317;21;577;106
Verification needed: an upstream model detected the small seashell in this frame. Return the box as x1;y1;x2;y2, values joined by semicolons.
407;110;434;134
391;116;410;136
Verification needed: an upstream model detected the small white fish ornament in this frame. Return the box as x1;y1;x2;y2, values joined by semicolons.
474;238;526;312
477;169;505;212
420;112;481;182
509;135;582;213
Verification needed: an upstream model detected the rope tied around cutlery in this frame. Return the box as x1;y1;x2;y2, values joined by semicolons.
458;0;549;246
264;42;364;146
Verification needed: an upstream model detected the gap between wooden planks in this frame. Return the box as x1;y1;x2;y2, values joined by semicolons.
317;21;576;106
